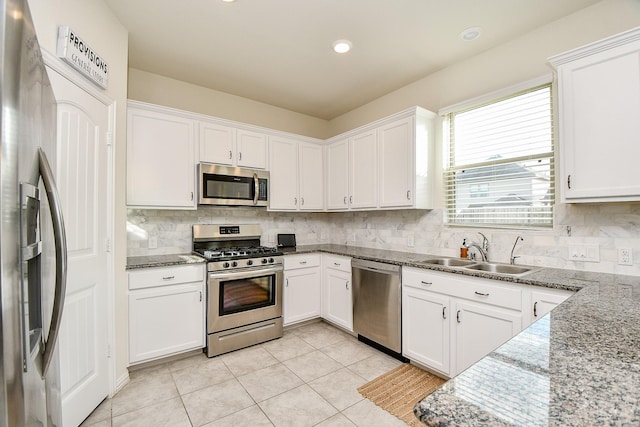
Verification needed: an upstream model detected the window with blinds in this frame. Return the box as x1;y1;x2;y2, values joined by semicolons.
445;84;554;228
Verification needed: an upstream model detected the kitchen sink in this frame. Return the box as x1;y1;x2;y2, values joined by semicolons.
421;258;477;267
464;262;536;276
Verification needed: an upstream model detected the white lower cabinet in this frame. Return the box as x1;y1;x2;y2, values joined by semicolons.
402;267;524;377
525;287;573;326
128;264;205;364
322;255;352;331
402;287;451;375
283;254;321;326
453;299;521;374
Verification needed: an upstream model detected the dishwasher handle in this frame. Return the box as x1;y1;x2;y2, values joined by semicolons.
351;259;400;275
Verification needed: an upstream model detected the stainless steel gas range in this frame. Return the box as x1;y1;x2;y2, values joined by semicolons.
193;224;283;357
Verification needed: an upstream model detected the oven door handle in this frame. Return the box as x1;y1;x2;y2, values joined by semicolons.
209;265;283;281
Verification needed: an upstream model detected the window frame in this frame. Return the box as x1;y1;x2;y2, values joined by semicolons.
441;78;555;229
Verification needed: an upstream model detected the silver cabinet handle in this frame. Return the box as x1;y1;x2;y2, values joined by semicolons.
253;173;259;205
199;291;202;302
349;196;353;204
567;174;571;189
39;148;68;377
421;280;432;286
533;301;538;317
162;275;175;280
239;152;243;161
442;307;446;319
343;196;347;205
191;191;194;201
474;291;490;297
294;197;297;205
407;190;411;200
229;150;233;160
346;281;350;290
286;278;289;287
334;262;341;266
299;261;307;265
457;310;461;323
301;197;304;206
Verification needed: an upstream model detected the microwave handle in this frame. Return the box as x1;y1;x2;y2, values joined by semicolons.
253;173;259;205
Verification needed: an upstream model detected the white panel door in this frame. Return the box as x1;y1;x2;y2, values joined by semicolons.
349;131;377;209
284;268;321;325
298;143;324;210
236;129;267;169
378;116;414;208
453;300;521;375
46;68;110;427
323;268;352;331
199;121;235;165
402;288;451;376
326;139;349;210
268;137;299;210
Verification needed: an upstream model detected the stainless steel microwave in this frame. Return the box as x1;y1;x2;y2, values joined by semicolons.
198;163;269;207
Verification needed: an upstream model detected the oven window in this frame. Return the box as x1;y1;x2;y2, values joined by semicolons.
205;174;253;200
219;275;275;315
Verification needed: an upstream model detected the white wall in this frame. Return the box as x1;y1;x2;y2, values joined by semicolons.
28;0;130;385
128;68;330;139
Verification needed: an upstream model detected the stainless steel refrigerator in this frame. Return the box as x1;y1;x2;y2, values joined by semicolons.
1;0;68;426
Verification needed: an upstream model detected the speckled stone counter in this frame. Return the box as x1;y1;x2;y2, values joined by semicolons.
126;253;205;270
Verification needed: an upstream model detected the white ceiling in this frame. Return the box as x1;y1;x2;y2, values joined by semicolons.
104;0;601;120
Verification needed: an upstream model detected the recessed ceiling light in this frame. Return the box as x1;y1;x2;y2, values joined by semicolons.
332;40;352;54
460;27;482;42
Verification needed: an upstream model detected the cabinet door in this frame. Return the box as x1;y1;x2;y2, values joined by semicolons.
558;38;640;202
402;287;451;376
129;282;204;363
378;116;414;208
453;299;521;375
127;107;196;208
528;288;572;326
299;143;324;210
237;129;267;169
326;139;350;210
284;267;321;325
269;136;299;210
349;131;377;209
323;268;353;331
199;122;235;166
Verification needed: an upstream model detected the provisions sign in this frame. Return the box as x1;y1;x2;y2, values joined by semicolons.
56;26;108;89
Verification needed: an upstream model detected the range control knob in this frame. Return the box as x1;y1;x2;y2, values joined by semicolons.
261;258;268;264
223;262;230;268
231;261;238;267
269;258;274;263
247;260;254;266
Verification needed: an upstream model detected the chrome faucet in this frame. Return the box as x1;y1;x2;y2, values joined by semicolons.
510;236;524;265
467;232;489;262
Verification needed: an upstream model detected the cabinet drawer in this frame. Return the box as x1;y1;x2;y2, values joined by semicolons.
323;254;351;272
129;264;204;290
284;253;321;270
402;267;521;310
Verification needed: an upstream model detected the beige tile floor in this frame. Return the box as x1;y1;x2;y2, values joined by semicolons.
80;321;411;427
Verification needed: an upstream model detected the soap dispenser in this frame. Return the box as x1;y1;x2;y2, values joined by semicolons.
460;239;468;259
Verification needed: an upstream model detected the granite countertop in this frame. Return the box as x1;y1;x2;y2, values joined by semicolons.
127;244;640;425
126;253;206;269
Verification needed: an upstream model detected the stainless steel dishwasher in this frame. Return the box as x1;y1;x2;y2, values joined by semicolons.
352;259;402;355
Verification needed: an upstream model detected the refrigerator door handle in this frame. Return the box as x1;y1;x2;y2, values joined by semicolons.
38;147;68;378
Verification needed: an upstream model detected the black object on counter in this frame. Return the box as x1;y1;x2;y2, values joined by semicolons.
277;234;296;248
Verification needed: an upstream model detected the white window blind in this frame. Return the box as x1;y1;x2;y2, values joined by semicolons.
445;84;554;228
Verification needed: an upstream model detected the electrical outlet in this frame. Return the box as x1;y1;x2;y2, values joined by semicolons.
148;236;158;249
568;243;599;262
407;235;415;247
618;248;633;266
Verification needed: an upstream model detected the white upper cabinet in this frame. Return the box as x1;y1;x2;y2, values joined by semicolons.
127;103;197;209
236;129;268;169
200;122;267;169
326;107;435;211
326;139;350;210
378;112;434;209
268;137;324;211
549;28;640;203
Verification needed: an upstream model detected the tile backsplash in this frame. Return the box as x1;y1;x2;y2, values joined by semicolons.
127;202;640;276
